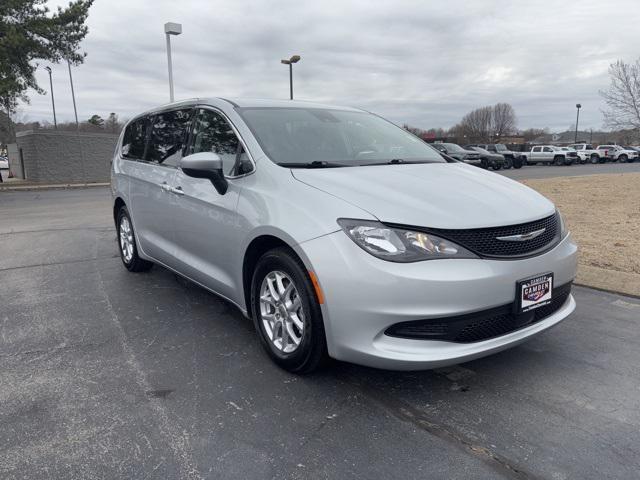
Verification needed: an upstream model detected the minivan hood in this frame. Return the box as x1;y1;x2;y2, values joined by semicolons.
291;163;555;229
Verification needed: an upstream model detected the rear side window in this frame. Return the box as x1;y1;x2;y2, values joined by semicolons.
121;118;148;159
532;147;541;152
147;109;193;167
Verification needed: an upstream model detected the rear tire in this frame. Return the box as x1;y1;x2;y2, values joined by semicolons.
251;248;328;374
513;156;523;169
117;206;153;272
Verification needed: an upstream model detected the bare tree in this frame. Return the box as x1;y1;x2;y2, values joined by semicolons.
105;112;122;133
456;103;517;143
492;103;517;137
459;106;493;142
600;59;640;131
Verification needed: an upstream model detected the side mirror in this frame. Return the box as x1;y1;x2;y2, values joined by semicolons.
181;152;228;195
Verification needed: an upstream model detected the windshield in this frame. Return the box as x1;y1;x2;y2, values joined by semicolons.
238;107;445;166
440;143;465;152
469;146;490;154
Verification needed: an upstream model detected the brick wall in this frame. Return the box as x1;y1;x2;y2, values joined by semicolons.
15;130;119;183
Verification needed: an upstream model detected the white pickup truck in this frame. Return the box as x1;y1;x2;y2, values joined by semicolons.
569;144;602;163
596;145;638;163
520;145;578;166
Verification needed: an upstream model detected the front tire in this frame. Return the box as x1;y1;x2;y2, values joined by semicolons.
619;154;628;163
503;157;513;169
251;248;328;373
554;156;564;166
117;206;153;272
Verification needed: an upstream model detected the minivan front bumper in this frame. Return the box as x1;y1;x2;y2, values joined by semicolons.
299;230;578;370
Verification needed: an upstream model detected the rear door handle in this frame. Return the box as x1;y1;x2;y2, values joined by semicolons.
160;182;171;192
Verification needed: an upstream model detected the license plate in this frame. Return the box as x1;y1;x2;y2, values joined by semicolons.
516;273;553;314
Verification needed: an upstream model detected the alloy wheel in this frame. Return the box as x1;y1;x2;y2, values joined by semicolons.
119;216;134;263
259;271;305;353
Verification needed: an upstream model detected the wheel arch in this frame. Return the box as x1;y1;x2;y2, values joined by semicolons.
113;197;126;225
242;234;307;318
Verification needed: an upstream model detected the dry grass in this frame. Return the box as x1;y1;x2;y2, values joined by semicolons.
523;173;640;277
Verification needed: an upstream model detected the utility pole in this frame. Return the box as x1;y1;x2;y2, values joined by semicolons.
280;55;301;100
67;60;79;128
574;104;581;143
45;66;57;129
164;22;182;102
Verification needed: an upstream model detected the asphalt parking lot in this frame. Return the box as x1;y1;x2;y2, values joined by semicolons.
2;187;639;480
500;161;640;180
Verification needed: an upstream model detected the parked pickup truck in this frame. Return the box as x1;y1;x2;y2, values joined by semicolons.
469;144;523;169
596;145;638;163
569;144;602;163
521;145;578;165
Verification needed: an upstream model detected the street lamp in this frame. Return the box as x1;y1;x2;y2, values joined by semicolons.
574;103;581;143
44;66;57;129
67;60;79;129
281;55;301;100
164;22;182;102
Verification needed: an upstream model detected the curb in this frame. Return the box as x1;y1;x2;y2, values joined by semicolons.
575;264;640;300
574;282;640;301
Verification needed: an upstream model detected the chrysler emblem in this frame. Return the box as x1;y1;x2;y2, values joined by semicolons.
496;228;546;242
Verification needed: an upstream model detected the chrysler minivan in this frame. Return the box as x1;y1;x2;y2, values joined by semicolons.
111;98;577;373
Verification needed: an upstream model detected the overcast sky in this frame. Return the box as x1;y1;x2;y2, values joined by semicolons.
19;0;639;132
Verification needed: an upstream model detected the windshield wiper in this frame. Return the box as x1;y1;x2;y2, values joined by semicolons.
358;158;432;166
278;161;349;168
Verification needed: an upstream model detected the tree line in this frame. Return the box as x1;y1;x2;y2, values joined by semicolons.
405;55;640;145
0;111;124;144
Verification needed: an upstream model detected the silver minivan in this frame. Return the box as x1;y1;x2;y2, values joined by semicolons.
111;98;578;373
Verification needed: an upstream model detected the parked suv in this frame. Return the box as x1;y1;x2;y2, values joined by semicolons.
431;143;482;166
464;145;505;170
471;144;524;169
111;98;577;373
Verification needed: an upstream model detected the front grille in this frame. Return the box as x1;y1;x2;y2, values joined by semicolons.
424;213;560;258
385;282;572;343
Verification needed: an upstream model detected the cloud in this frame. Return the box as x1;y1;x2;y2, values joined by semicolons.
20;0;639;131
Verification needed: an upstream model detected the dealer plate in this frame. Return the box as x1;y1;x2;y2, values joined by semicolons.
516;273;553;314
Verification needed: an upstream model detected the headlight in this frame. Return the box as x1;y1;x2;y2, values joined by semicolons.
556;209;568;238
337;219;478;262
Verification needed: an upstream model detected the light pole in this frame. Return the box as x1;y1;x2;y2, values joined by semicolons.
164;22;182;102
281;55;301;100
67;60;79;129
574;103;581;143
44;66;57;129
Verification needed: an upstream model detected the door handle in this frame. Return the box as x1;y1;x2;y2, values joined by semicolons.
170;186;185;196
160;182;171;192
